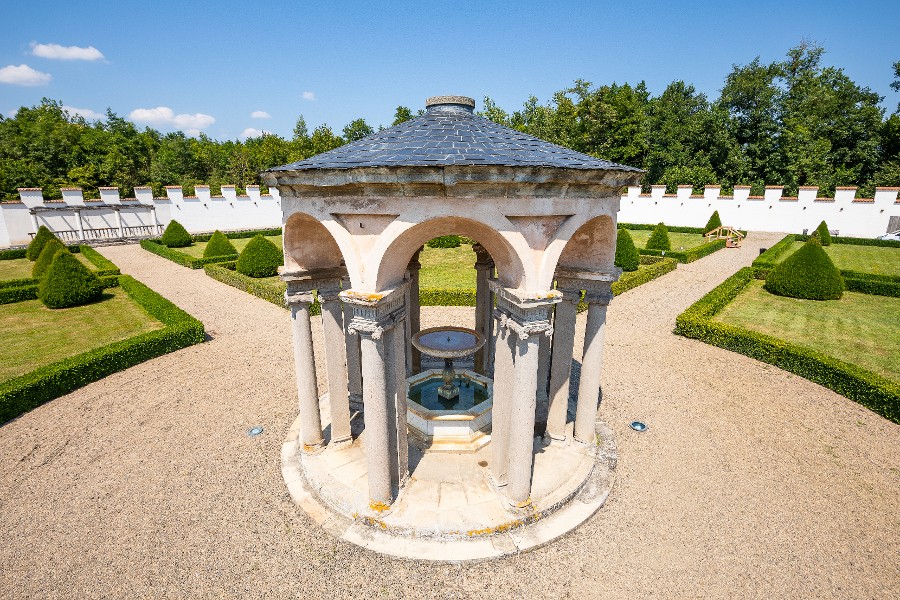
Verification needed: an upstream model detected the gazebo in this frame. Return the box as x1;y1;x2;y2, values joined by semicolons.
262;96;642;558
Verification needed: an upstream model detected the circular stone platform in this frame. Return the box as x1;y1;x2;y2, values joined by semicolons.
280;396;617;562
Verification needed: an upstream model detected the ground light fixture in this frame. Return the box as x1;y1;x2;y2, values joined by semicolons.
247;426;264;437
630;421;648;432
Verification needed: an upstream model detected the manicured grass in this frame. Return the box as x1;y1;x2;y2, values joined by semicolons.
778;242;900;277
626;230;709;251
714;280;900;383
420;244;477;289
0;253;94;280
0;288;164;381
174;235;283;258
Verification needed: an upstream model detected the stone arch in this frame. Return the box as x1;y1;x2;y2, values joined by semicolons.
283;211;348;271
374;216;526;290
551;214;617;276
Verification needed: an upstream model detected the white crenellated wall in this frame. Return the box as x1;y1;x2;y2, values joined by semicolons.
617;185;900;238
0;185;282;248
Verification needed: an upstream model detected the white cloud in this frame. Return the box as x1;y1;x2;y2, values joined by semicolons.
30;42;104;61
0;64;52;86
128;106;215;131
5;109;18;118
63;105;104;120
301;91;316;101
240;127;270;139
250;110;271;119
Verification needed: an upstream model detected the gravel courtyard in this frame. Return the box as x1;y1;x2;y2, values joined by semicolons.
1;233;897;599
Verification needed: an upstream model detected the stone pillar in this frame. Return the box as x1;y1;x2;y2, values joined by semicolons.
151;206;162;235
342;277;363;411
545;289;580;442
344;283;410;509
287;292;324;450
574;288;612;445
74;208;85;240
318;281;352;445
113;207;124;238
473;244;494;374
490;311;515;487
535;322;552;433
28;211;39;236
490;283;558;506
407;249;422;373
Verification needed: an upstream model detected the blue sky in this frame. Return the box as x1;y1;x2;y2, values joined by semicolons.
1;0;897;140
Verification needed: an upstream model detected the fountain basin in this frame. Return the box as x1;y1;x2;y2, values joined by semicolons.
406;369;493;452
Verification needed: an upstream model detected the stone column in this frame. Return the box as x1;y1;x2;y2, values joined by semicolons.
489;311;515;487
535;322;552;433
28;211;39;236
317;281;352;445
545;289;581;442
342;277;363;411
287;291;324;451
113;207;124;238
74;208;85;240
574;288;612;444
151;206;162;235
407;249;422;373
473;244;494;374
507;331;542;506
344;283;410;509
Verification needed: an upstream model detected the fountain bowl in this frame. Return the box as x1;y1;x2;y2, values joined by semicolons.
406;368;493;452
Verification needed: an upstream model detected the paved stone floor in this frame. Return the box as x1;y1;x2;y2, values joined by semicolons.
1;235;898;599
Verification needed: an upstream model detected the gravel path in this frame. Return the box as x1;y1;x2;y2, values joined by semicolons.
1;236;897;599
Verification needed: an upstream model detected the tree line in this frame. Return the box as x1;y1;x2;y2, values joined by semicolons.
0;43;897;202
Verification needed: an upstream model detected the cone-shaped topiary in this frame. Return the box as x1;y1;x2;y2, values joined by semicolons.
764;237;844;300
26;225;59;261
814;220;832;246
32;238;67;279
645;222;671;251
235;234;283;278
38;249;103;308
704;211;722;235
160;220;192;248
614;229;640;272
203;230;237;257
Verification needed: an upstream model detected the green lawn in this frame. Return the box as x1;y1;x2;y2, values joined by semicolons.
420;244;477;289
778;242;900;277
175;235;283;258
0;288;164;381
0;253;95;281
626;230;708;251
714;280;900;383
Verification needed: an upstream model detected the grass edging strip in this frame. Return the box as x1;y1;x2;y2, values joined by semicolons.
203;262;321;315
0;275;205;424
674;267;899;424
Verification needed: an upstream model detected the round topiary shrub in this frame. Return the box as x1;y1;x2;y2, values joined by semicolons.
203;230;237;258
26;225;59;261
235;235;283;278
32;238;67;279
764;238;844;300
160;220;192;248
38;249;103;308
814;220;832;246
427;235;461;249
704;211;722;235
614;229;640;272
645;222;671;251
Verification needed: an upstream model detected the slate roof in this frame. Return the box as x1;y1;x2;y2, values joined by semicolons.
268;100;641;173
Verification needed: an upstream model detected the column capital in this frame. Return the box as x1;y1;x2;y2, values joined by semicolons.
473;242;494;268
285;290;316;306
343;282;409;339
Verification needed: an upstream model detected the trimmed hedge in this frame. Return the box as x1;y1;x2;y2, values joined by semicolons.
614;229;640;272
160;220;192;248
140;239;238;269
79;245;120;276
620;222;749;237
645;223;671;251
26;226;58;260
639;239;727;263
752;234;797;275
39;250;104;308
0;248;27;260
203;262;321;315
0;275;119;305
427;235;462;249
704;211;722;235
795;234;900;249
203;230;237;258
814;220;832;246
0;275;205;424
674;268;899;424
235;234;283;278
420;288;478;307
612;256;677;296
191;227;282;242
764;238;844;300
32;238;67;279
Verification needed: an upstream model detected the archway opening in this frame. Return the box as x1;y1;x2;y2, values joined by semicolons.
283;211;346;271
555;215;617;274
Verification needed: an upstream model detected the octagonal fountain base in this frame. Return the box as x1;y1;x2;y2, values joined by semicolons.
281;394;618;562
406;368;493;452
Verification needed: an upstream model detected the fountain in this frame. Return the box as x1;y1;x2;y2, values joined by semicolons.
407;326;493;451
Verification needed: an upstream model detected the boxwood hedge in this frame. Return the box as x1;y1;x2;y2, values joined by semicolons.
1;244;120;291
140;227;281;269
0;275;120;305
0;275;205;424
203;261;321;315
639;239;727;263
674;267;899;424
